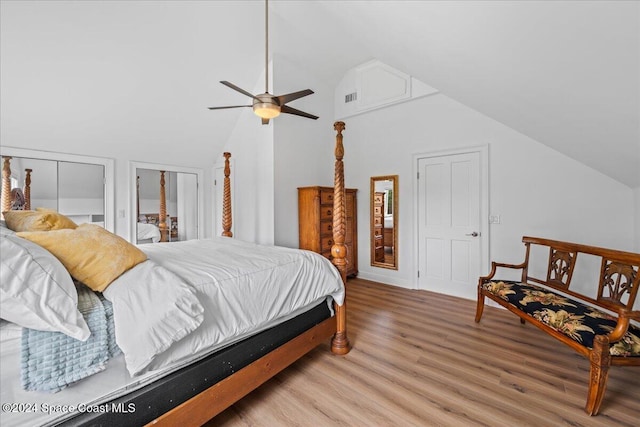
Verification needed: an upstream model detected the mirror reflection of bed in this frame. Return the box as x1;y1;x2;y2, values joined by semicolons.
1;156;105;226
135;168;198;244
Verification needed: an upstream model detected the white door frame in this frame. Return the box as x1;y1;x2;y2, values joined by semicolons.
412;145;490;290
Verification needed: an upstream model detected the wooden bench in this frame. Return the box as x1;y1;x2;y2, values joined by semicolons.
475;236;640;415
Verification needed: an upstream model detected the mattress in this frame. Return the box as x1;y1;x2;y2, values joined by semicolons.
0;300;331;427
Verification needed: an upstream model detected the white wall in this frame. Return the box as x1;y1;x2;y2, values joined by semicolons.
322;92;636;300
220;68;275;245
273;55;337;249
218;55;337;248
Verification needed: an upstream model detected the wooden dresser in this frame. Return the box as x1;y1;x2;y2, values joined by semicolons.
298;186;358;277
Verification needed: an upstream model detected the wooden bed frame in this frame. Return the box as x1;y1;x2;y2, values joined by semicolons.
0;123;350;425
146;121;351;426
1;156;32;213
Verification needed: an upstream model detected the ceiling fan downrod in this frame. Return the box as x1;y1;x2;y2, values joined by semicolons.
264;0;269;94
207;0;318;124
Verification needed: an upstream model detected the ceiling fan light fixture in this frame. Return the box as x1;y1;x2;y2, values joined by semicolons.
208;0;317;122
253;102;281;119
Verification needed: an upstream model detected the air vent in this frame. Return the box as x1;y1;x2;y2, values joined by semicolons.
345;92;357;103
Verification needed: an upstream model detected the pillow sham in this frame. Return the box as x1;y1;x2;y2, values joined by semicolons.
3;209;77;232
17;224;147;292
0;233;90;341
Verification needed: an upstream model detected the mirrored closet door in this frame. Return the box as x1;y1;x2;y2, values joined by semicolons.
130;161;203;244
1;147;114;231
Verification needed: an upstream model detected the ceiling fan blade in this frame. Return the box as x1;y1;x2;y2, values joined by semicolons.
261;118;270;125
208;105;251;110
281;105;319;120
220;81;259;101
276;89;314;105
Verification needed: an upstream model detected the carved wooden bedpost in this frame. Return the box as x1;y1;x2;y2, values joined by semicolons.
222;152;233;237
159;170;167;242
1;157;12;217
330;121;351;355
24;169;32;210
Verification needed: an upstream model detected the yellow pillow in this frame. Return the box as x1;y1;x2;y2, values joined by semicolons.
17;224;147;292
3;209;77;232
35;208;79;230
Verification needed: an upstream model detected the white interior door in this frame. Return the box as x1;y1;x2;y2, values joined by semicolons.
417;151;482;299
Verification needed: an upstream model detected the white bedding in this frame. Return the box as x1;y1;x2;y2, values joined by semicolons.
133;237;344;374
136;222;160;243
0;237;344;427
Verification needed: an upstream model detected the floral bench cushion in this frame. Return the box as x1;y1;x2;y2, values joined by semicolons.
483;281;640;357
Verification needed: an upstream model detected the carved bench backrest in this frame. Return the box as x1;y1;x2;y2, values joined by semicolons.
546;247;577;290
522;238;578;292
522;236;640;313
597;258;640;311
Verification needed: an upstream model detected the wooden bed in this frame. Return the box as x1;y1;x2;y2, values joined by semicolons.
0;122;351;426
145;121;351;425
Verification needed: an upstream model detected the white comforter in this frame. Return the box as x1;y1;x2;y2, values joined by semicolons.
136;222;161;242
104;237;344;376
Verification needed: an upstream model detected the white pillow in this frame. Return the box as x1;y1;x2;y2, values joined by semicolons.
0;234;90;341
0;220;14;236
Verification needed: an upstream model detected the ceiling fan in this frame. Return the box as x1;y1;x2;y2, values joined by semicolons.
208;0;318;125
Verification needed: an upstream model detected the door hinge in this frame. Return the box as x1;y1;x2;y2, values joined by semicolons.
417;270;420;278
417;172;420;180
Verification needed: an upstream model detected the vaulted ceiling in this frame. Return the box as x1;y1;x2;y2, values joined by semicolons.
1;1;638;187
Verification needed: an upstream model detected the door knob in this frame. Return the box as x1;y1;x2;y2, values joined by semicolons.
466;231;479;237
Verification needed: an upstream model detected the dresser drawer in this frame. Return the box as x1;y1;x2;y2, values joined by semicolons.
320;220;333;235
374;246;384;262
320;206;333;220
320;190;334;205
374;193;384;204
374;205;383;216
321;236;335;252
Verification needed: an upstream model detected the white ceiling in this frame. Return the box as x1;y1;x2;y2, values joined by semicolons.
1;1;638;187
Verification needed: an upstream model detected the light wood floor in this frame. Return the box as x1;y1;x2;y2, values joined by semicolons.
207;278;640;426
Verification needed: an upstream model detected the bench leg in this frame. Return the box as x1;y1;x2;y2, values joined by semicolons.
475;288;485;323
585;335;611;416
